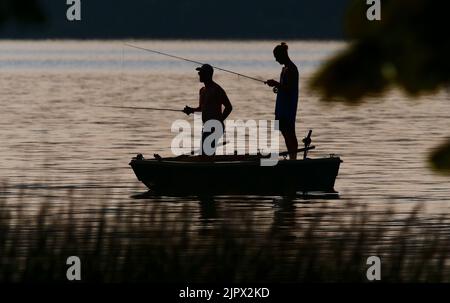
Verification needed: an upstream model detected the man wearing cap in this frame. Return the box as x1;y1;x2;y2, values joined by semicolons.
183;64;233;155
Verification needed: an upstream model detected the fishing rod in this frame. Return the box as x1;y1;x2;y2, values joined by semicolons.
125;43;267;84
95;105;182;112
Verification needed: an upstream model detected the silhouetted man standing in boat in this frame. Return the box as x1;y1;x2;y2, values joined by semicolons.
266;43;299;160
183;64;233;155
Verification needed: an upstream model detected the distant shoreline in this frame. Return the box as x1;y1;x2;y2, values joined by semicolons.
0;37;347;42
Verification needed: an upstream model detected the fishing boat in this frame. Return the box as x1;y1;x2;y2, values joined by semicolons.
129;139;342;195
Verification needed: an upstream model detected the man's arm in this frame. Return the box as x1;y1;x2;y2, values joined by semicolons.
183;89;203;115
183;105;200;115
221;90;233;121
266;66;298;92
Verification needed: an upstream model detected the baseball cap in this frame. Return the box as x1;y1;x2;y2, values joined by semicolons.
196;64;214;76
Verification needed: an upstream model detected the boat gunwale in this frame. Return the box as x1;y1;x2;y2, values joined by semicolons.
129;156;342;167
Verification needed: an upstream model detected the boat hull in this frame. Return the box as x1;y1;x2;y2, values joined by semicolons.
129;155;342;195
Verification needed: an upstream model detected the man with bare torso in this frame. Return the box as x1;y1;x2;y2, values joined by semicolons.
183;64;233;155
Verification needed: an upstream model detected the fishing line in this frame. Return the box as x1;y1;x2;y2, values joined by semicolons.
124;43;267;84
95;105;182;112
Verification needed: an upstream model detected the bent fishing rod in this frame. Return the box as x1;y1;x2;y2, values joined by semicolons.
124;43;267;85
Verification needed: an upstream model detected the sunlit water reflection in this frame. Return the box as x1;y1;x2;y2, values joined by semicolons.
1;41;449;275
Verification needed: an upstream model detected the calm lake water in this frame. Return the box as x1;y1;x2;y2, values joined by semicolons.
0;40;449;252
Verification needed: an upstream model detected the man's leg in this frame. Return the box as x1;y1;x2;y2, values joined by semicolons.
288;130;299;160
201;129;220;156
281;129;298;160
280;120;298;160
201;131;211;155
202;120;225;156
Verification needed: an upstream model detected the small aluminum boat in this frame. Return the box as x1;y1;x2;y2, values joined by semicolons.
129;151;342;195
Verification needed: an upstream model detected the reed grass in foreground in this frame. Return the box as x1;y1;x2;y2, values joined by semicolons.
0;187;449;283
